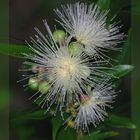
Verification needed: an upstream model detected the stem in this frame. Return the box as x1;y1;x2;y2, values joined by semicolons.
77;129;83;140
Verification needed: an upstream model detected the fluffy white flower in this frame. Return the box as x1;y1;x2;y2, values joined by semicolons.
55;2;124;59
73;80;116;132
22;20;110;114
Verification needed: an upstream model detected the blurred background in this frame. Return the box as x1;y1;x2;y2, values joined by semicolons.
0;0;140;140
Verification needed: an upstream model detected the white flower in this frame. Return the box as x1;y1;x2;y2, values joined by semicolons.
54;2;124;59
73;80;116;132
22;20;110;114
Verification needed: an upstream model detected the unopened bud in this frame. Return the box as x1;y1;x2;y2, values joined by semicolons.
69;42;82;55
39;81;50;94
67;120;75;128
53;30;66;43
28;77;39;90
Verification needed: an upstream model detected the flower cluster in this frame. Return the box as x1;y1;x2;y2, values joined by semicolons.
21;2;123;132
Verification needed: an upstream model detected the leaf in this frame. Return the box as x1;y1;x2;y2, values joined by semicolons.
108;65;134;79
106;114;137;129
51;115;63;140
0;43;32;58
97;0;111;10
12;109;49;121
118;30;131;64
81;131;119;140
56;127;76;140
110;0;130;15
51;111;70;140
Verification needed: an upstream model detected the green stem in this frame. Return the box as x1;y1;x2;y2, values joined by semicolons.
77;130;83;140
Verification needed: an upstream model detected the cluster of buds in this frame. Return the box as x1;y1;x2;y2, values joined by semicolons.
28;66;50;94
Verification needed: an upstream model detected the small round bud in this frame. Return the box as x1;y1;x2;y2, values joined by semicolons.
28;78;39;90
39;81;50;94
53;30;66;43
69;42;82;55
67;120;75;128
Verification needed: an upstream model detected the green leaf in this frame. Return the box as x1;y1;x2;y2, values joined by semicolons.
51;111;70;140
56;127;76;140
97;0;111;10
118;30;131;64
108;65;134;79
12;109;49;121
51;115;63;140
0;43;32;58
106;114;137;129
110;0;130;15
81;131;119;140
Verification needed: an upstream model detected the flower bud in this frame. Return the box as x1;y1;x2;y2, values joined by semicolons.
53;30;66;43
69;42;82;55
67;120;75;128
28;78;39;90
39;81;50;94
